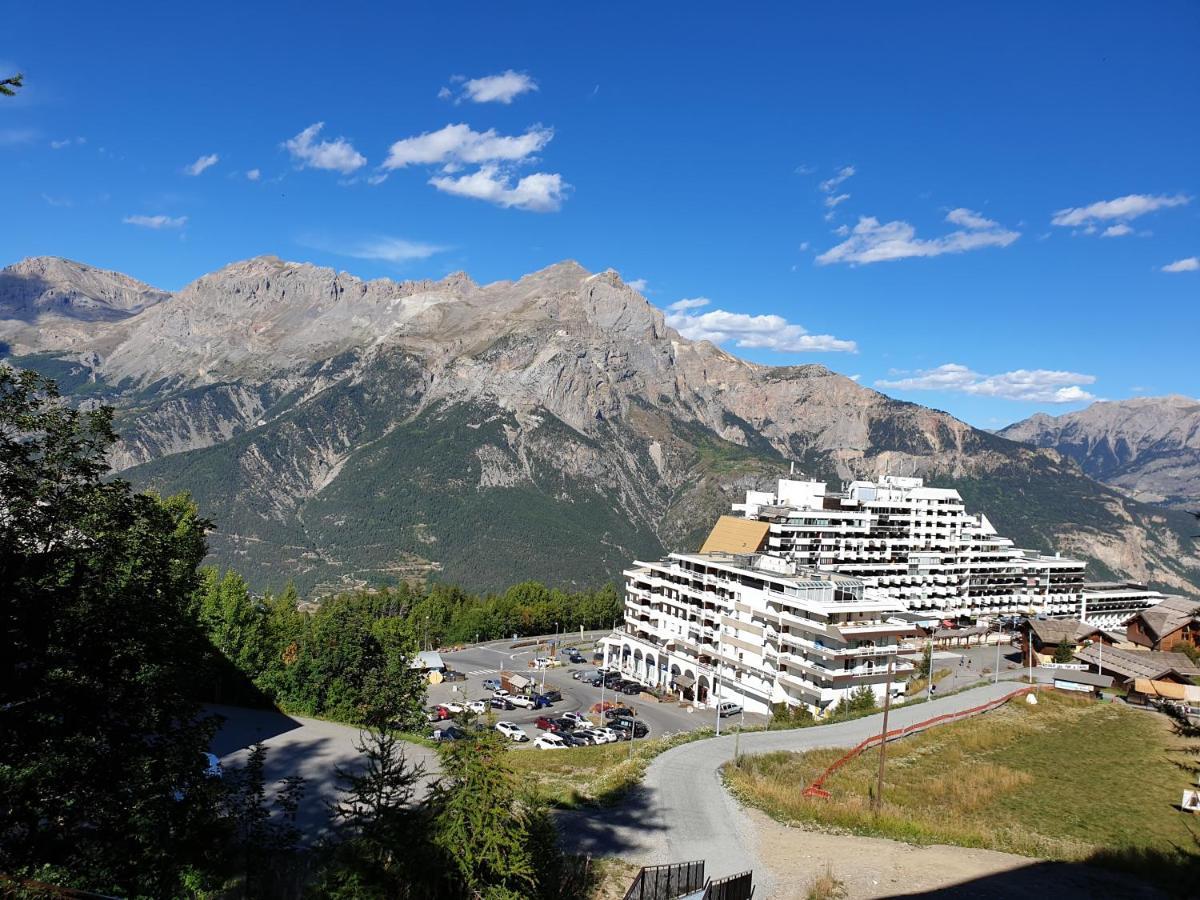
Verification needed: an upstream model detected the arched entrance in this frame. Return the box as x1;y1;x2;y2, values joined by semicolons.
697;674;710;704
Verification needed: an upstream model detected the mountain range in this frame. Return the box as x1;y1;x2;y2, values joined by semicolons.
2;255;1197;597
1001;397;1200;511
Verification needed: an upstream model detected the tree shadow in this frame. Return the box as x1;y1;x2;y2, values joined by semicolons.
553;781;669;859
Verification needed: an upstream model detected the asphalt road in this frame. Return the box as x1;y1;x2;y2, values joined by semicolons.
557;680;1041;898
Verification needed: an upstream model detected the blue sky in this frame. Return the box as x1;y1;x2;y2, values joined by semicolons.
3;1;1197;428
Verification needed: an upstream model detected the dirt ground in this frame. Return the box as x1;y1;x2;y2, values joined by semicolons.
747;808;1163;900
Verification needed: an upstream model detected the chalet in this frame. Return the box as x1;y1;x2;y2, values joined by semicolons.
1073;644;1200;687
1021;618;1121;665
1126;595;1200;653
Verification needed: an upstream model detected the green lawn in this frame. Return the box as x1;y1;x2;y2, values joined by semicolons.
724;692;1198;882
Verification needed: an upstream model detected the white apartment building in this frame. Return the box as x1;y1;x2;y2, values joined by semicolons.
601;550;917;716
730;475;1093;620
1079;581;1171;631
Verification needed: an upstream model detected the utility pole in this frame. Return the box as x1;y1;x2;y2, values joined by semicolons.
994;622;1002;684
714;666;723;736
873;659;895;813
733;703;745;764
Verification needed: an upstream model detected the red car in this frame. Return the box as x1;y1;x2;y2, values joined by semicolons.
433;705;453;721
535;715;557;731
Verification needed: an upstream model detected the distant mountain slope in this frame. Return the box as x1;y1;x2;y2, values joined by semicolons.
3;255;1197;596
1001;396;1200;510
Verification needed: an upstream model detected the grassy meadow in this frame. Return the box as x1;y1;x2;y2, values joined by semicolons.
724;692;1198;879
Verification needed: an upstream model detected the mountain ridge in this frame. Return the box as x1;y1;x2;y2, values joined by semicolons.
3;255;1197;597
1002;396;1200;510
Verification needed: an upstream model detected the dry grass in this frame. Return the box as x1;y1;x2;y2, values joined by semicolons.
510;729;713;808
804;864;847;900
724;692;1194;869
905;666;953;697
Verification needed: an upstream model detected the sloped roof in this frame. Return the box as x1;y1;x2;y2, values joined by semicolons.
1074;644;1200;682
700;516;771;554
1027;618;1112;645
410;650;445;670
1134;595;1200;641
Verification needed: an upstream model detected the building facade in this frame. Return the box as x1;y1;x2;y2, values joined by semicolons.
729;476;1157;623
601;550;916;716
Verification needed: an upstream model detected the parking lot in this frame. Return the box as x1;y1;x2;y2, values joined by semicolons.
427;634;769;748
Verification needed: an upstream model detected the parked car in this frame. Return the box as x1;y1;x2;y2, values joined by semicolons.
717;701;743;718
586;674;604;687
429;705;453;721
492;688;511;698
442;701;465;714
441;669;466;682
508;694;536;709
494;721;528;742
618;682;643;695
432;725;467;742
611;716;649;738
603;706;635;720
565;650;585;663
533;733;567;750
535;715;557;732
562;732;592;748
482;678;502;692
533;657;551;668
489;696;514;710
571;669;592;681
588;726;618;744
531;694;553;709
562;711;589;726
467;699;488;715
571;729;602;745
539;689;562;703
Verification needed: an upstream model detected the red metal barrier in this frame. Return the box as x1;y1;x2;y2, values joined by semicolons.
801;686;1037;798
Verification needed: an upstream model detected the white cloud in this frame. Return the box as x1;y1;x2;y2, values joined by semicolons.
1162;256;1199;273
454;70;538;105
945;207;998;229
382;123;552;170
798;241;810;252
795;164;816;175
429;164;566;212
817;209;1019;265
42;194;72;208
1101;223;1133;238
666;304;856;353
316;236;447;263
246;168;261;181
1051;193;1190;227
626;278;648;292
824;192;850;209
49;136;84;150
123;214;188;229
876;363;1096;403
184;153;219;176
819;166;855;193
283;122;366;174
667;297;711;312
0;127;37;146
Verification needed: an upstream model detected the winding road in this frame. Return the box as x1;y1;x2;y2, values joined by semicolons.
559;680;1038;898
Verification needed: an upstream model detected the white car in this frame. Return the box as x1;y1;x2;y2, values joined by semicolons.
508;694;536;709
442;701;465;714
467;700;488;715
561;711;589;726
571;729;601;745
533;733;567;750
495;721;528;742
533;657;550;668
492;688;511;698
589;726;618;744
717;701;743;718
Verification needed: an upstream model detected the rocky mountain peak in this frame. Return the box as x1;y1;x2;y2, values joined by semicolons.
0;256;169;321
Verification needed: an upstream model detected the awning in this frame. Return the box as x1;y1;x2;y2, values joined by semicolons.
673;673;696;689
507;673;530;690
1134;678;1187;700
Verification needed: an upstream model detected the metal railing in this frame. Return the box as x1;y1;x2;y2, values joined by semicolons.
703;871;755;900
623;860;706;900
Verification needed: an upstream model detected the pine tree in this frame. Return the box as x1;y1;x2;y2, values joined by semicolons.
428;727;535;897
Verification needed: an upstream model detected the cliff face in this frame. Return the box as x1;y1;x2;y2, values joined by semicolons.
4;255;1197;596
1002;396;1200;509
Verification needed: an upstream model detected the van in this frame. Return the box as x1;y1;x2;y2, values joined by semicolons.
717;701;743;718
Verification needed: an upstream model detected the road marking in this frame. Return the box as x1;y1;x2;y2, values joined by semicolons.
467;668;497;676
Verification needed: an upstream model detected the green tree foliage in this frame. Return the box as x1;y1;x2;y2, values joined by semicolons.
0;367;224;896
318;727;427;898
1053;642;1075;664
0;73;22;97
220;742;306;898
428;728;535;898
836;685;878;715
